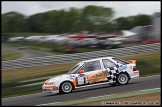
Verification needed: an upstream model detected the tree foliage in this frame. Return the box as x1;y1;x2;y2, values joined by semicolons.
114;14;151;30
2;6;151;33
2;11;29;32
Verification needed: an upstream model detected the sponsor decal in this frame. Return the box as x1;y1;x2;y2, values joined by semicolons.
118;65;127;71
71;79;77;87
88;71;107;83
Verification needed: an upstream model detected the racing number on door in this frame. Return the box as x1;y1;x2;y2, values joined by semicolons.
77;60;102;85
76;75;88;85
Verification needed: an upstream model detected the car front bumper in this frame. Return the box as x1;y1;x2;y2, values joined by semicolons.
42;85;59;94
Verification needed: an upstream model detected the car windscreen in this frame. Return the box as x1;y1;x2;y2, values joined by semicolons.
67;62;85;74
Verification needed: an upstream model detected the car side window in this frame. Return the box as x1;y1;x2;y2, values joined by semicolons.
81;60;101;72
102;59;116;69
112;58;129;65
93;60;101;70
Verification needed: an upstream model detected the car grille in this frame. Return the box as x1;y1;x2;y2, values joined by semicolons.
44;89;53;92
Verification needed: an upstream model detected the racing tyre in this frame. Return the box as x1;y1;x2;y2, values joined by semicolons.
60;81;73;94
116;73;129;85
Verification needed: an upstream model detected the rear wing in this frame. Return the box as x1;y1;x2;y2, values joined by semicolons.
128;60;136;65
129;60;139;73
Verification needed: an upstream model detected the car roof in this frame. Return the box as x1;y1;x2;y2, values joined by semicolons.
80;57;114;63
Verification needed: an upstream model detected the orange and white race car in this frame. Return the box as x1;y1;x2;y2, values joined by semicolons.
42;57;139;94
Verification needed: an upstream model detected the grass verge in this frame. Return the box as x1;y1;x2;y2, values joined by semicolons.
2;51;160;98
2;49;24;61
4;42;105;54
122;51;160;76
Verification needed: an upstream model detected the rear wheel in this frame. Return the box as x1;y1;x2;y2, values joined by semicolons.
116;73;129;85
60;81;73;94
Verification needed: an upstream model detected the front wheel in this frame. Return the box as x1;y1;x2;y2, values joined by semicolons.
116;73;129;85
60;81;73;94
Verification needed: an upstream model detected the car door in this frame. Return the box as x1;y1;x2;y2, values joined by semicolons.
102;59;118;81
76;60;106;85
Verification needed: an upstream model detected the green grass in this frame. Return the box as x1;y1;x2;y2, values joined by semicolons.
2;51;160;98
28;47;63;55
4;42;67;54
121;51;160;76
5;42;61;49
2;84;41;98
2;62;76;98
2;63;76;83
4;42;104;54
2;50;24;61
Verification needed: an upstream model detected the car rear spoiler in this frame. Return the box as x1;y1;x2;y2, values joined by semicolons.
128;60;136;64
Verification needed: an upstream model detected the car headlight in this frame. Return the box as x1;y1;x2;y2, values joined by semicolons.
46;82;55;85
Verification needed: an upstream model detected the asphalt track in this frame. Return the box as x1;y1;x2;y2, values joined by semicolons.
2;75;160;106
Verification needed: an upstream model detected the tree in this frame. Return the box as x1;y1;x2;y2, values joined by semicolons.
2;11;28;32
114;14;151;30
64;7;81;32
28;12;48;33
2;7;151;34
114;17;130;30
131;14;151;27
81;5;114;32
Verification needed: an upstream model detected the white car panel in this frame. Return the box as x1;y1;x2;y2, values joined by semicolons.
42;57;139;94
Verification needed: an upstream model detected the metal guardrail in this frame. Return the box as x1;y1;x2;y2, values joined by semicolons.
2;43;160;70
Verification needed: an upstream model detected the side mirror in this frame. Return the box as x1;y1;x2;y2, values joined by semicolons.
79;70;84;74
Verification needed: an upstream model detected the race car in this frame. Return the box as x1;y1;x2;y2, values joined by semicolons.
42;57;139;94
